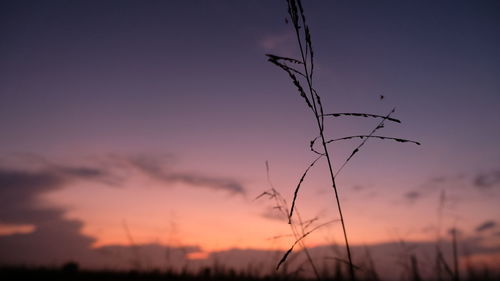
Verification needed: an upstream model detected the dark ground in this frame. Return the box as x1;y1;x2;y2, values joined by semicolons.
1;264;500;281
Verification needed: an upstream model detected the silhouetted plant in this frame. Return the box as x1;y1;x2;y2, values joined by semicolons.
265;0;420;279
256;161;337;280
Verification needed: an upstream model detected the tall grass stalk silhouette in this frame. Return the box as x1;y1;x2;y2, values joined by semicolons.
256;162;339;279
265;0;420;279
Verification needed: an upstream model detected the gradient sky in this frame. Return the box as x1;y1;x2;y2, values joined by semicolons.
1;0;499;275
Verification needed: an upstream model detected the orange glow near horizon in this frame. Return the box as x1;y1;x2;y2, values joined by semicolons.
0;223;35;236
186;251;210;260
39;174;488;254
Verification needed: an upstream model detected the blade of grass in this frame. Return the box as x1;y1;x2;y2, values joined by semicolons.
327;135;421;146
288;155;323;224
276;219;339;270
323;112;401;123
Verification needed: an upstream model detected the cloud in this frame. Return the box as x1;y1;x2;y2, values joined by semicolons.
0;154;245;234
0;154;245;268
0;169;65;224
1;164;499;281
57;166;108;180
404;191;421;201
351;185;366;192
0;163;199;269
0;162;118;223
401;176;449;203
1;154;245;204
401;174;468;204
473;170;500;189
0;167;97;265
475;220;497;233
129;156;246;195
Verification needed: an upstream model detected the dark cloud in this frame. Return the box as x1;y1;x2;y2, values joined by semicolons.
0;218;96;265
404;191;421;201
168;173;245;194
0;167;97;265
422;176;452;188
402;176;451;202
56;164;123;187
0;169;62;190
130;156;246;195
0;162;119;223
351;185;366;192
474;170;500;189
402;173;469;204
475;220;497;232
407;171;500;199
0;169;65;224
1;167;500;281
0;155;245;269
0;164;198;269
58;166;107;179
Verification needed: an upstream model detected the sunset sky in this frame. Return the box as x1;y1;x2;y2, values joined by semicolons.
1;0;499;276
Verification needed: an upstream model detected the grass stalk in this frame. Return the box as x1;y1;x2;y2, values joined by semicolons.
282;1;356;278
266;1;419;280
452;228;460;281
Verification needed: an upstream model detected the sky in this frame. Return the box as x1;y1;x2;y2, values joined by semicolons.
1;0;500;277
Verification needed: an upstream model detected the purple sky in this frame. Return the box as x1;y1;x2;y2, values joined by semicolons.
1;0;499;277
